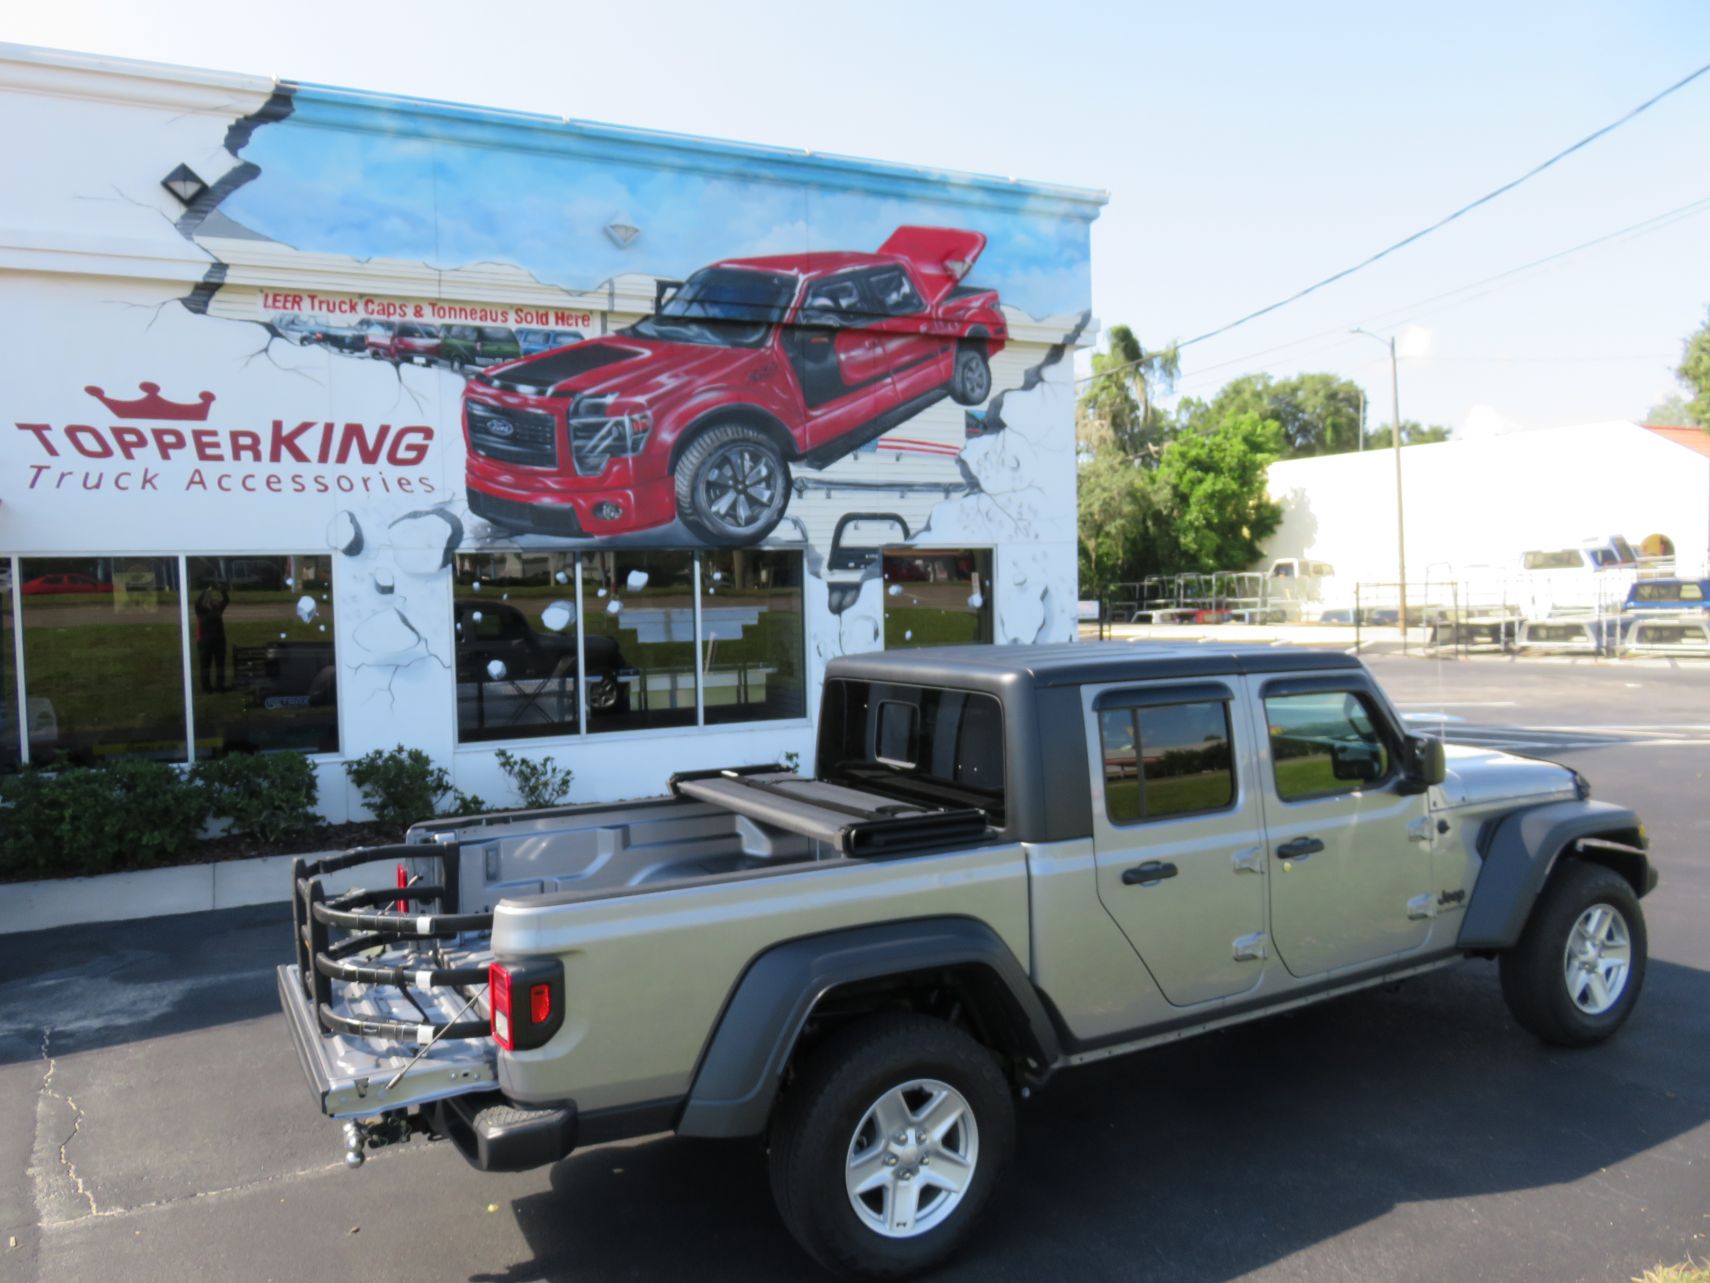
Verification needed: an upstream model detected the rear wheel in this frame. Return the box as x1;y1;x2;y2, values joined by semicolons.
948;344;991;406
768;1014;1014;1279
675;423;791;547
1499;860;1646;1046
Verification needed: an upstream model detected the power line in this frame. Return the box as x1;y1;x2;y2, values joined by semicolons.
1164;192;1710;393
1080;60;1710;384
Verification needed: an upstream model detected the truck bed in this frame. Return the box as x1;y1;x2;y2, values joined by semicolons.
282;770;1011;1119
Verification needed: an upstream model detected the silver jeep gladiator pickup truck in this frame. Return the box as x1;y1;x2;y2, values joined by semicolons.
279;642;1654;1278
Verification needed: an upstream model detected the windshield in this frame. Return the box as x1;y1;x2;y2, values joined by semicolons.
628;268;795;347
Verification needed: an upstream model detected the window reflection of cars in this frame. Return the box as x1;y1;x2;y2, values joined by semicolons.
21;572;112;595
454;599;630;711
235;641;337;709
517;328;584;356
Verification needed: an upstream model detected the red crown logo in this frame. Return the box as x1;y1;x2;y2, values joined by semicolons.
84;382;216;421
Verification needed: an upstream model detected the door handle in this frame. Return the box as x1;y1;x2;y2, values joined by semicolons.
1276;837;1324;860
1122;861;1178;886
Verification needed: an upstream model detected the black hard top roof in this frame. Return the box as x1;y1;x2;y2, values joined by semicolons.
824;641;1362;691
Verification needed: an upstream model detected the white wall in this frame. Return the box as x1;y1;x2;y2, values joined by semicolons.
1264;422;1710;586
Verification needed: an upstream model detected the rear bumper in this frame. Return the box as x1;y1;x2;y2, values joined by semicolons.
430;1094;579;1172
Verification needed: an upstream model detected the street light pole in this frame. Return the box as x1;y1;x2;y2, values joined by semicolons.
1351;328;1408;633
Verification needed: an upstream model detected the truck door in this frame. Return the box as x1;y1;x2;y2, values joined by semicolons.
1255;676;1435;976
1086;681;1270;1006
781;274;883;450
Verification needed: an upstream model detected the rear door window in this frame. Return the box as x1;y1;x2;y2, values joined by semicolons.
1099;699;1235;825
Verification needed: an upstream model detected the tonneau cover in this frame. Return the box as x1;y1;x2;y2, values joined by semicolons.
670;769;990;857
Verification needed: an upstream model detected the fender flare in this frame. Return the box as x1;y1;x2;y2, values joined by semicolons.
1458;799;1651;950
666;403;798;473
675;917;1058;1139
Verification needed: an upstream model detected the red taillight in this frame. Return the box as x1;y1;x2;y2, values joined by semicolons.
489;962;514;1050
488;960;562;1052
396;863;408;913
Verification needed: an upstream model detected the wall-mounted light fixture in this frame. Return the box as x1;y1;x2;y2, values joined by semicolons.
160;163;208;207
605;218;640;249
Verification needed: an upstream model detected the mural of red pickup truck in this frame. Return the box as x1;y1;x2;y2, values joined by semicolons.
461;226;1006;546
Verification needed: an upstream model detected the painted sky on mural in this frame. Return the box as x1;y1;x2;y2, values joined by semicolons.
219;97;1093;321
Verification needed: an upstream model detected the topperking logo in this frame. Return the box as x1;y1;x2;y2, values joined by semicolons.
14;382;438;497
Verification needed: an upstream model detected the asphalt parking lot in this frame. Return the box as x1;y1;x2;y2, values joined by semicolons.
3;653;1708;1283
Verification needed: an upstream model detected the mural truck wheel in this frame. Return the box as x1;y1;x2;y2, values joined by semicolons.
949;345;991;406
676;424;791;547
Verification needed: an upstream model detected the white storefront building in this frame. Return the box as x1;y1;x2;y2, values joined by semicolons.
0;46;1103;818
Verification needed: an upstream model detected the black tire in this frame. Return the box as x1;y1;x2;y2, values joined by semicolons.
947;344;991;406
768;1013;1015;1280
674;423;791;547
1499;860;1647;1047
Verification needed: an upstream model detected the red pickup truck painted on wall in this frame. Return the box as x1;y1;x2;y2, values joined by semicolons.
461;226;1006;545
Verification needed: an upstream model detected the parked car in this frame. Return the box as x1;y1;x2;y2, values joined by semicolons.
21;571;111;595
366;321;442;363
281;642;1653;1278
462;225;1007;546
272;313;328;345
516;327;585;356
317;320;369;353
442;324;522;371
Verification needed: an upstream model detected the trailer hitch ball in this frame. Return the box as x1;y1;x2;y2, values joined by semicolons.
343;1121;367;1169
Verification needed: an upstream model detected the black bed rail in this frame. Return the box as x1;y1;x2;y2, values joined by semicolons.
289;840;494;1044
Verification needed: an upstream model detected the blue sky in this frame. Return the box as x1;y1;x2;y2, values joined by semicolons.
218;101;1096;319
13;0;1710;430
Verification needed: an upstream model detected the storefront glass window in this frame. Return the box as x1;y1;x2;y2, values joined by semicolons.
2;566;19;770
452;552;581;743
700;549;806;725
18;556;186;764
881;549;994;648
187;556;338;756
581;550;696;733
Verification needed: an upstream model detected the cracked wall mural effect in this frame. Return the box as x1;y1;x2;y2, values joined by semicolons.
4;70;1099;775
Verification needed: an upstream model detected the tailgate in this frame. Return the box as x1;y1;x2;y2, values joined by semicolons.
281;842;498;1119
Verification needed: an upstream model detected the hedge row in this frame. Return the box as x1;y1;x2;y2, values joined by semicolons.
1;746;575;880
0;753;320;879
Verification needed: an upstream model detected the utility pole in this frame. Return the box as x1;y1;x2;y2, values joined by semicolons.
1351;329;1408;633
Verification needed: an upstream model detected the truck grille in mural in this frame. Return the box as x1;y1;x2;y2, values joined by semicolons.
466;402;557;468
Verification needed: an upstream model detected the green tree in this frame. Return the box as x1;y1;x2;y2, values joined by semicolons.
1362;419;1452;449
1646;392;1698;426
1676;308;1710;426
1077;324;1181;462
1077;450;1147;596
1180;372;1450;456
1153;410;1285;571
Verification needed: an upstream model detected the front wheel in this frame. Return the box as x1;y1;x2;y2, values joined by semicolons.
1499;860;1647;1047
768;1014;1015;1279
674;423;791;547
948;345;991;406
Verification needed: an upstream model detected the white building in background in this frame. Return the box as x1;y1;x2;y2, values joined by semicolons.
1262;421;1710;600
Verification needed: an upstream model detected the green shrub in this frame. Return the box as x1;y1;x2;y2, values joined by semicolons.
345;744;451;829
445;790;492;817
194;752;319;846
0;760;208;878
495;749;573;810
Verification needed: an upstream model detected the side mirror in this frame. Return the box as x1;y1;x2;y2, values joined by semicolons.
1399;736;1446;793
